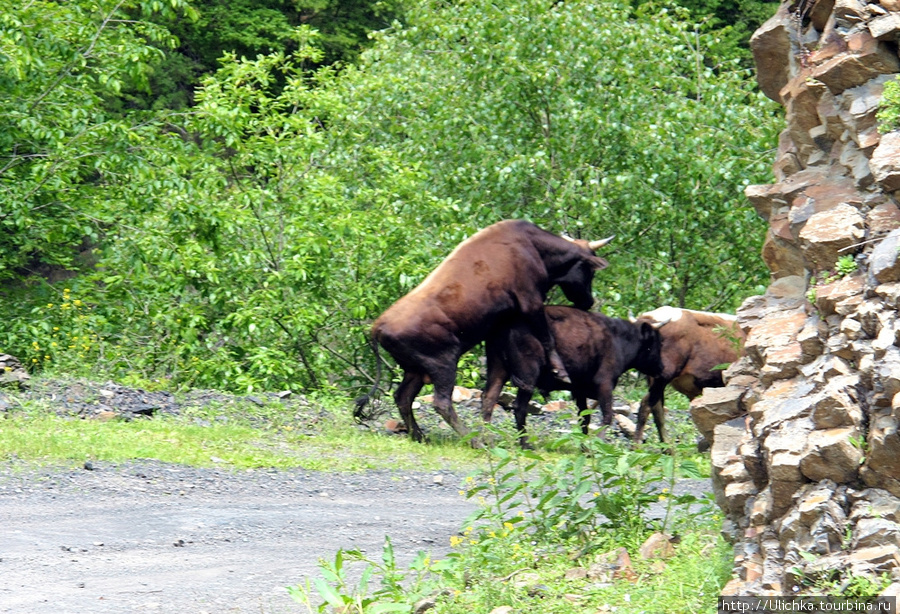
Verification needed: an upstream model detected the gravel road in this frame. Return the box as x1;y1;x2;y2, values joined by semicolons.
0;460;477;614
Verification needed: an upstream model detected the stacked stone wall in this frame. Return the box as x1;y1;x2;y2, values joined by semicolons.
691;0;900;595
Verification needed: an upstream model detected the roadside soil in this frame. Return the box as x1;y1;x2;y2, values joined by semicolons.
0;379;480;614
0;459;475;614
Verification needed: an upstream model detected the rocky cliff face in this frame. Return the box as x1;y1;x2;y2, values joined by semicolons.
691;0;900;596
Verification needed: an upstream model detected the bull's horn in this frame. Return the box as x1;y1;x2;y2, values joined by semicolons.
588;235;615;250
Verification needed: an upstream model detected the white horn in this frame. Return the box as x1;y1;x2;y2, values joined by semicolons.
588;235;614;250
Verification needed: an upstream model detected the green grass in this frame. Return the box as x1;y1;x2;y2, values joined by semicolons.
0;376;710;474
0;392;483;472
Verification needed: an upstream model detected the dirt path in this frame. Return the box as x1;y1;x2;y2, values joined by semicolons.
0;460;477;614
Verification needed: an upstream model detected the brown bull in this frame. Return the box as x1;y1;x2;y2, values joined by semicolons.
355;220;612;442
633;306;745;444
481;305;663;448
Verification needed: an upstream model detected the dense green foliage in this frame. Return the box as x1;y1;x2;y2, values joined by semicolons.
0;0;195;281
672;0;779;63
121;0;405;111
1;0;779;395
329;0;778;311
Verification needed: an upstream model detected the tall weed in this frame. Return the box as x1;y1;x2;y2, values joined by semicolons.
289;425;715;612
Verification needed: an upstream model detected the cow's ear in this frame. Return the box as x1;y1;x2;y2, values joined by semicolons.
588;255;609;271
640;321;657;341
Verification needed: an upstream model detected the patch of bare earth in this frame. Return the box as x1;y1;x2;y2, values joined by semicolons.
0;459;475;614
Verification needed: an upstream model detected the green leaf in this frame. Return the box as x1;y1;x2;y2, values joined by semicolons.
313;578;346;607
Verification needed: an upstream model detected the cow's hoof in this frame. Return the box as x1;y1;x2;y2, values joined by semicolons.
552;368;572;384
411;430;427;444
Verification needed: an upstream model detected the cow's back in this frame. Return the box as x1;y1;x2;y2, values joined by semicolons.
378;222;548;340
677;311;743;371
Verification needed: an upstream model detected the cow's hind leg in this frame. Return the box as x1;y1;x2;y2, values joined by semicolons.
395;371;426;442
481;342;509;424
430;368;471;442
479;346;510;448
507;337;543;449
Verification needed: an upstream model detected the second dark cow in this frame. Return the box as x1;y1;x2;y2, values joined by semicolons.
481;305;663;448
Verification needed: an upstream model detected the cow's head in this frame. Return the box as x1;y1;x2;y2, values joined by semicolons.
633;321;664;378
555;235;613;310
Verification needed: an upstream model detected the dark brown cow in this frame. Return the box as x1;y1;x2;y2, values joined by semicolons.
355;220;612;443
633;306;745;444
481;306;663;448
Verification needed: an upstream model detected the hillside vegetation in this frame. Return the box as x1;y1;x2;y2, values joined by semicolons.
1;0;779;396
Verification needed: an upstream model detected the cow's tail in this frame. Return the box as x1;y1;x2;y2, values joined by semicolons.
353;333;383;422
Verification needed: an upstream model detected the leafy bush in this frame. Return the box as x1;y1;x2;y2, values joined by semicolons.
877;77;900;133
464;426;708;554
1;0;778;397
288;538;451;613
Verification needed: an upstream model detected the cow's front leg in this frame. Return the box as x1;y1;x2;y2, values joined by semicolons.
513;386;536;449
635;377;667;444
576;395;591;435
